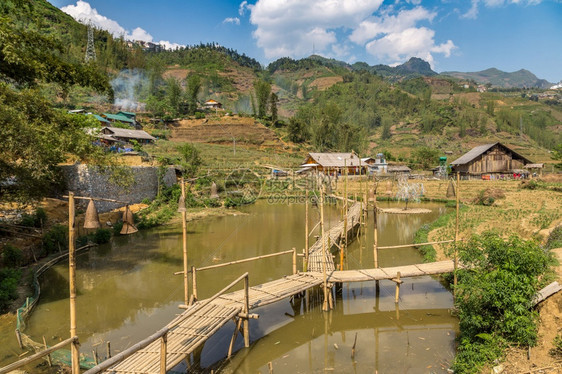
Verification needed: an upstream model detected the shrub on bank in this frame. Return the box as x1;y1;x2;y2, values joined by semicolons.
42;224;67;255
2;244;23;267
452;232;555;373
0;268;21;311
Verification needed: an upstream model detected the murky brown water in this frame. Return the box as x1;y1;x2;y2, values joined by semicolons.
1;200;456;373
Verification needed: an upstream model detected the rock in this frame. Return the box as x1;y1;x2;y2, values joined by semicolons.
492;364;504;374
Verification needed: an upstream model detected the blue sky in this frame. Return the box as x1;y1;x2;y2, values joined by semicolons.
50;0;561;83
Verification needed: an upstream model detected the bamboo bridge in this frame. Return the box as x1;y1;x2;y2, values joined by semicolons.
1;196;458;374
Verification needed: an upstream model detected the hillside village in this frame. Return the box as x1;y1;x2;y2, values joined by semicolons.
0;1;562;374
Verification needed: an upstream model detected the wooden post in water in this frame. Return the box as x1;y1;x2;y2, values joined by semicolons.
394;271;402;304
292;247;297;275
454;172;460;295
373;182;379;268
181;178;189;307
68;192;80;374
191;266;198;302
160;333;167;374
320;187;329;311
342;160;348;271
243;275;250;347
304;186;309;272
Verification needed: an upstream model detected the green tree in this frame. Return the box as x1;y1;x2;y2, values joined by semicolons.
166;77;183;116
185;74;201;114
269;92;279;123
412;147;440;169
552;143;562;169
453;233;554;373
381;117;392;140
177;143;202;178
287;117;309;143
486;100;495;117
254;79;271;118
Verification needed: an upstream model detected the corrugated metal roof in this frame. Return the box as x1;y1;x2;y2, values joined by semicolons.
450;142;532;165
450;143;498;165
102;113;135;123
306;153;361;167
102;127;155;141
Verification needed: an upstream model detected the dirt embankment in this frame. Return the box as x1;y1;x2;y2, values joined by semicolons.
169;115;283;148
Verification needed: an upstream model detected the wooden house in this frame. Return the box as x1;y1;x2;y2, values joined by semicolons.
302;152;362;175
387;165;411;176
450;142;532;177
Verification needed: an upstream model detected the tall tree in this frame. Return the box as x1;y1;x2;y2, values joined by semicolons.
186;74;201;114
0;16;114;203
165;77;182;116
269;92;278;123
254;79;271;118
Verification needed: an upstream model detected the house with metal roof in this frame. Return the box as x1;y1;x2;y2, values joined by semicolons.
302;152;362;175
450;142;532;176
102;113;142;129
100;127;156;144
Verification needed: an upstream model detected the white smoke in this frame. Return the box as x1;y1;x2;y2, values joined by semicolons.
111;70;147;111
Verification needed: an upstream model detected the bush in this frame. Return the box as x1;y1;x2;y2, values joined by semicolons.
550;334;562;358
546;225;562;250
452;232;555;373
93;228;111;244
473;188;505;206
20;208;47;228
194;111;205;119
42;224;67;255
2;244;23;267
0;268;21;311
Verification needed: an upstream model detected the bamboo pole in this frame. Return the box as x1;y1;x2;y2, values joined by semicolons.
320;187;329;311
373;183;379;269
68;192;80;374
292;248;297;275
243;275;250;348
160;333;167;374
454;172;460;294
191;266;198;302
378;239;461;250
342;160;348;271
394;272;401;304
305;186;309;272
181;178;189;308
42;336;52;367
191;250;294;272
0;336;79;374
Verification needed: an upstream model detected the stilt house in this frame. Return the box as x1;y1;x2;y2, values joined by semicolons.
302;152;362;175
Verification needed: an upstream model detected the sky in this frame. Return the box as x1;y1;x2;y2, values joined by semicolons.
49;0;562;83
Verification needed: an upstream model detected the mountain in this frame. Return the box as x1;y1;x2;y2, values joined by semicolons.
350;57;437;79
441;68;552;89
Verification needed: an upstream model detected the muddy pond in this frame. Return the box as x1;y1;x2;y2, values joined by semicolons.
3;200;457;373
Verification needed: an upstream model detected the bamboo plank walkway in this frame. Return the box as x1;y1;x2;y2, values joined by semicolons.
97;273;323;374
94;260;454;373
322;260;455;283
307;202;362;273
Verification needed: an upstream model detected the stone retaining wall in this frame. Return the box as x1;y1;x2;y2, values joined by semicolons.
60;164;176;212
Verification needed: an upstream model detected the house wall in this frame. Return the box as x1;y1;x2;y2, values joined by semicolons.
460;145;527;174
60;164;176;212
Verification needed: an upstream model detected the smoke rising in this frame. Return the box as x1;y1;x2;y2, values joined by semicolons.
111;69;147;112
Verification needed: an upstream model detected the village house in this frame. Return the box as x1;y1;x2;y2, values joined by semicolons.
302;152;362;175
203;99;222;110
387;165;412;176
450;142;532;178
362;153;388;174
100;127;156;145
101;112;142;130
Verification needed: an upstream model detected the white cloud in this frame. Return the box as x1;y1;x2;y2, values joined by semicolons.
239;1;248;16
462;0;543;19
249;0;384;59
223;17;241;25
350;7;436;44
60;1;183;50
365;27;455;66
